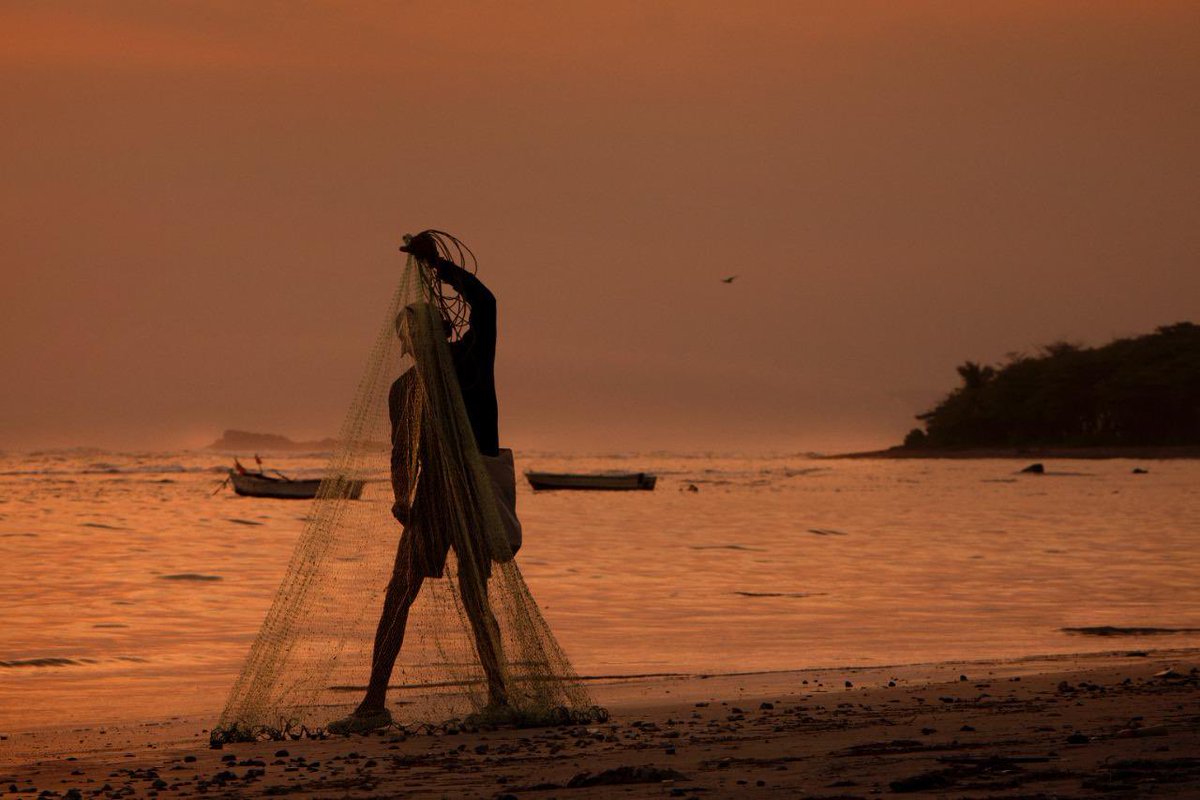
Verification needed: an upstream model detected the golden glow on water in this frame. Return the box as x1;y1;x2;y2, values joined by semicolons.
1;451;1198;731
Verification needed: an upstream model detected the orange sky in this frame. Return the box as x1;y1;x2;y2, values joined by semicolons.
3;1;1198;453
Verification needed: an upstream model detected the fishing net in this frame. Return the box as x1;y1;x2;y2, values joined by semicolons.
213;236;601;742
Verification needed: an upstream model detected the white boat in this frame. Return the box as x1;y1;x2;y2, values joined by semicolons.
524;471;657;491
229;471;365;500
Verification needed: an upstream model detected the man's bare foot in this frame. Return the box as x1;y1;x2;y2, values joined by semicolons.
327;707;393;735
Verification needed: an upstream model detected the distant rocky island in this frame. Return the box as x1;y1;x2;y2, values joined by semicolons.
206;430;339;452
839;322;1200;459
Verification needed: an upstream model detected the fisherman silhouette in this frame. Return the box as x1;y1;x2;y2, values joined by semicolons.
328;231;517;734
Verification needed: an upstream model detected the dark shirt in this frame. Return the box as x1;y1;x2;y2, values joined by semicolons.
388;261;499;519
438;260;499;457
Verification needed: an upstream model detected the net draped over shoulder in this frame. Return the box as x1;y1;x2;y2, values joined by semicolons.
213;255;597;741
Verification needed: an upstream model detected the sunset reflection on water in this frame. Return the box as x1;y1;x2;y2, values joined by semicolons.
2;450;1197;731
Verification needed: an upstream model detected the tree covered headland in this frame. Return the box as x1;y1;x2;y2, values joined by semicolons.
905;323;1200;449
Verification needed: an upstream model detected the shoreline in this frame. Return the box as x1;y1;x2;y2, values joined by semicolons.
3;649;1198;797
5;646;1198;739
823;444;1200;460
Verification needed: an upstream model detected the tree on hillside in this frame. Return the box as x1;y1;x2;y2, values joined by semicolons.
909;322;1200;448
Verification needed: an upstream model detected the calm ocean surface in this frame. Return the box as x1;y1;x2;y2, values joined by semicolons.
1;450;1198;731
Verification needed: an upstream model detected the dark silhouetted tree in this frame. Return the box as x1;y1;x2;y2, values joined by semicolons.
910;323;1200;448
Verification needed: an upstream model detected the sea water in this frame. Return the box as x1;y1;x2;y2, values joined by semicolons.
1;450;1197;731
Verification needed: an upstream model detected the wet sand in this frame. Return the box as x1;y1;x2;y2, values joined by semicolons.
3;649;1197;798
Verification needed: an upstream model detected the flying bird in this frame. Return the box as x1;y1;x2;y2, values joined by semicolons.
721;275;738;284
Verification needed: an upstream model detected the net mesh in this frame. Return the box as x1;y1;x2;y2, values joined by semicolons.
213;247;600;742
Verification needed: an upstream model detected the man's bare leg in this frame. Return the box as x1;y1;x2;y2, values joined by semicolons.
457;563;508;707
357;548;424;713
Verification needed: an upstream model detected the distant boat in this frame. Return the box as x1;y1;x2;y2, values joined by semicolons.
225;457;365;500
525;471;657;491
228;471;365;500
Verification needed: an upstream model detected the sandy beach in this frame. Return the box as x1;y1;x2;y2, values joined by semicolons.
3;648;1197;798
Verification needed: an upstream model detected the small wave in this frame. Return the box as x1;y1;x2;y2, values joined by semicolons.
734;591;826;598
689;544;766;552
761;467;827;478
0;532;38;538
90;462;190;475
81;522;129;531
0;654;149;667
806;528;848;536
93;623;129;629
26;447;108;457
0;657;82;668
158;573;223;582
1063;626;1200;637
0;464;218;477
226;518;264;526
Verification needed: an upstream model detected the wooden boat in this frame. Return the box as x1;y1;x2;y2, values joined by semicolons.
525;471;657;491
229;471;365;500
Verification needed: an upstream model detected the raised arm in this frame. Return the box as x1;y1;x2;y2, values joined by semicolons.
400;232;495;335
431;257;495;333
